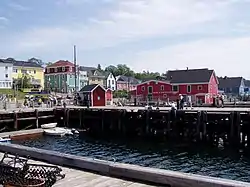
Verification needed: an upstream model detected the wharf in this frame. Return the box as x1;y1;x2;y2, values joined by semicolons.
0;152;154;187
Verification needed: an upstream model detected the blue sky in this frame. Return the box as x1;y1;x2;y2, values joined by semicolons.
1;0;250;78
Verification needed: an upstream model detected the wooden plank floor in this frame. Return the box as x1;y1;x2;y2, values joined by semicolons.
0;153;156;187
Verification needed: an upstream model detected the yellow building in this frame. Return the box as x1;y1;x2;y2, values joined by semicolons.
12;61;44;89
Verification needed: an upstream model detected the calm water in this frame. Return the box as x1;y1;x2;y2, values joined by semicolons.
14;134;250;183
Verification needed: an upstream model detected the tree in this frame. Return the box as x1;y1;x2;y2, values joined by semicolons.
28;58;44;66
105;65;118;76
45;62;53;66
15;74;32;88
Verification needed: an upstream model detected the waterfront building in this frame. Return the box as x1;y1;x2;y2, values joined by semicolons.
0;59;13;89
78;84;106;106
104;72;116;91
218;77;245;96
135;68;219;104
116;75;140;91
5;59;44;89
80;66;106;87
45;60;84;93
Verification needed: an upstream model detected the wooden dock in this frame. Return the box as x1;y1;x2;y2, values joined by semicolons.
0;143;249;187
0;152;154;187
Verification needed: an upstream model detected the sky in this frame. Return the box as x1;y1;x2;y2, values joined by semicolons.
1;0;250;78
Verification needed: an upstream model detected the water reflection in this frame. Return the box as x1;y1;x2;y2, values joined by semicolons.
14;134;250;182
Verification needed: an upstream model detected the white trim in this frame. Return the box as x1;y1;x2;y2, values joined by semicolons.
136;80;170;86
160;85;164;91
91;92;93;106
197;85;203;90
141;86;145;91
187;85;191;93
171;82;209;85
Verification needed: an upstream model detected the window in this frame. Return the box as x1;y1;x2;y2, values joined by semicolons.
108;80;111;86
161;85;164;91
5;74;8;78
198;85;202;90
21;69;27;74
62;74;64;78
97;96;100;100
163;94;167;98
187;85;191;93
148;86;153;94
141;86;145;91
172;85;179;92
34;70;36;74
112;80;114;84
29;70;32;73
69;67;72;72
5;66;8;70
13;68;18;73
55;68;57;72
112;87;114;90
8;82;11;87
0;82;2;87
62;67;65;71
47;68;50;73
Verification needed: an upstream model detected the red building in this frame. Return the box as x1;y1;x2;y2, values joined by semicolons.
106;88;113;105
135;68;219;104
79;84;106;106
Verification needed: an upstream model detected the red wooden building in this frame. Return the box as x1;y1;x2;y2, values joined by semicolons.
135;68;219;104
106;88;113;105
79;84;106;106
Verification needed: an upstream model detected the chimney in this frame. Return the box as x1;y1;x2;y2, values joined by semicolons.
186;67;188;70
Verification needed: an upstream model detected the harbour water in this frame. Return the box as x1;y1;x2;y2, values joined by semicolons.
13;134;250;183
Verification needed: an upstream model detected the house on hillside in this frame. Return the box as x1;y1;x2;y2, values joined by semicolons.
116;75;140;91
5;58;44;89
104;72;116;91
135;68;219;104
45;60;85;93
80;67;106;87
218;77;245;96
0;59;13;89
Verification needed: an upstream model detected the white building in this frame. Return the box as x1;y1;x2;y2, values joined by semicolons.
0;60;13;89
78;67;88;90
105;72;116;91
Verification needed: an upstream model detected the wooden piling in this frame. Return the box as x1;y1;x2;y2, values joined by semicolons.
35;109;39;128
13;112;18;130
196;111;201;141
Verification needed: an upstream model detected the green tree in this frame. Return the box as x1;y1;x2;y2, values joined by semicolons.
45;62;53;66
15;74;32;88
97;64;102;71
28;57;44;66
105;65;118;76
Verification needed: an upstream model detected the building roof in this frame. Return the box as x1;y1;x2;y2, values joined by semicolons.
165;68;214;84
47;60;74;68
0;58;42;68
116;75;140;84
244;79;250;87
79;84;106;92
218;77;243;88
80;66;105;77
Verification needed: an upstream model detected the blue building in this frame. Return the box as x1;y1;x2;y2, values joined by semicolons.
218;77;245;96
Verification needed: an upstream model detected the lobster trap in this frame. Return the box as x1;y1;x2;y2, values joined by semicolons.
0;153;65;187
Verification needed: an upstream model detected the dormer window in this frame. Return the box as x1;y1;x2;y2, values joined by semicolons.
62;67;65;71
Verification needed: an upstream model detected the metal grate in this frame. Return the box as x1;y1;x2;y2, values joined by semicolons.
0;153;65;187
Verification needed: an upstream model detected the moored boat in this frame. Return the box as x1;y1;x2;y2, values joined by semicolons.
44;127;66;136
0;137;11;143
41;123;57;129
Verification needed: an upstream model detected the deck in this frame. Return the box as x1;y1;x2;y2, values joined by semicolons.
0;152;155;187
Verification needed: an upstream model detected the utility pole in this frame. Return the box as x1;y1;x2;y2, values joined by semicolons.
73;45;77;105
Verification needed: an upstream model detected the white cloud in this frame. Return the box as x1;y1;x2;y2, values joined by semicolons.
129;37;250;79
9;0;234;51
8;3;30;11
0;17;8;23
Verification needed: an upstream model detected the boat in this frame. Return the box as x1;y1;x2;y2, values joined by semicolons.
41;123;57;129
44;127;66;136
0;137;11;143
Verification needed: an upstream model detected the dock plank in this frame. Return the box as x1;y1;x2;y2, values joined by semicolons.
0;152;155;187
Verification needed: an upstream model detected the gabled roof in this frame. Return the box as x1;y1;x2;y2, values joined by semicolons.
46;60;74;68
218;77;244;88
244;79;250;87
116;75;140;84
0;58;42;68
79;66;105;77
79;84;106;92
165;68;214;84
